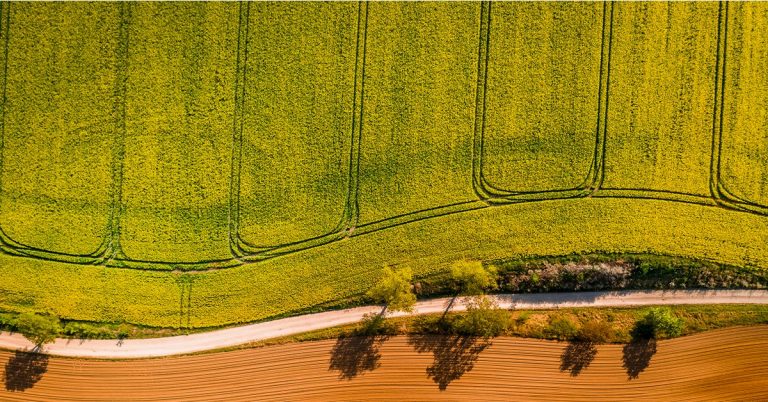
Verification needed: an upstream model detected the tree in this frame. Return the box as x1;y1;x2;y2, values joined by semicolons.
14;313;61;348
451;260;498;296
367;266;416;313
635;307;684;339
454;295;510;338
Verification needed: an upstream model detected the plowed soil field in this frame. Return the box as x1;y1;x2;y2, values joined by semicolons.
2;326;767;401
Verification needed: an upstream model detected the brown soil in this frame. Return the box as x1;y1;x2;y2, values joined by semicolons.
2;326;767;401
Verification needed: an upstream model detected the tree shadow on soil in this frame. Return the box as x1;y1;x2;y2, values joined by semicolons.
408;334;491;391
622;322;658;380
560;341;597;376
329;334;390;380
4;350;49;391
329;311;391;380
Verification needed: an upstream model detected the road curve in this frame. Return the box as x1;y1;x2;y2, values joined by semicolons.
1;289;767;359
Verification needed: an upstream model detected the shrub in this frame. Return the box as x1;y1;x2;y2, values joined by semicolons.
635;307;684;339
515;311;531;326
0;312;15;328
62;322;114;339
576;320;614;343
453;295;510;338
356;313;396;336
545;316;579;341
413;314;454;335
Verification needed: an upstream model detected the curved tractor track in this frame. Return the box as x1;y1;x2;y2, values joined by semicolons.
2;326;767;401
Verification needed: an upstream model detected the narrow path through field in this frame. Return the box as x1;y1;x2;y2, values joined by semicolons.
1;290;767;359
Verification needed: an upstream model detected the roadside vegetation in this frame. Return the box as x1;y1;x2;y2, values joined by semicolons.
0;313;199;341
253;259;768;357
4;302;760;348
2;253;767;341
239;304;768;352
415;253;768;298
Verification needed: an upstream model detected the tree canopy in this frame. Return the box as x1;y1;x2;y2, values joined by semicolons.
450;260;498;295
367;266;416;313
14;313;61;347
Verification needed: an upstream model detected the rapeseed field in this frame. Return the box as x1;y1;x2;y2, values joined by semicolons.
0;2;766;327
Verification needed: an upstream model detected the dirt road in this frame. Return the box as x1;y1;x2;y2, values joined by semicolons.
1;289;767;359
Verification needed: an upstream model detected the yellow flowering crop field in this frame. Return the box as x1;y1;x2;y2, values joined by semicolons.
356;2;479;227
0;2;767;328
235;2;358;250
119;3;237;264
482;2;604;195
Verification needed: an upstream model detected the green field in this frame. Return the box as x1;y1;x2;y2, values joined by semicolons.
0;2;767;328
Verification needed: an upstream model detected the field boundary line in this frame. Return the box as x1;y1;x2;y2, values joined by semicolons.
105;191;765;272
0;192;759;273
2;289;767;359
